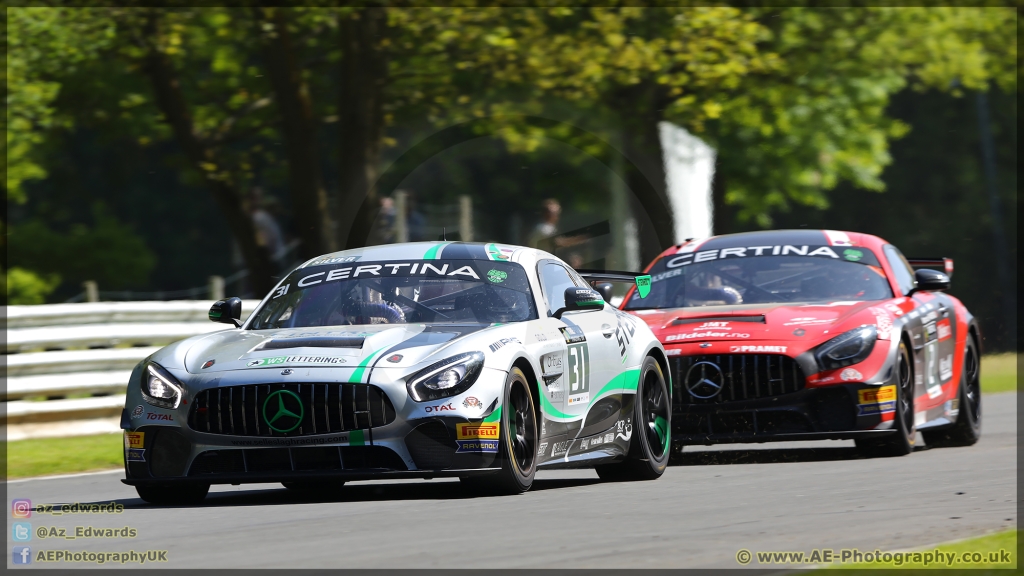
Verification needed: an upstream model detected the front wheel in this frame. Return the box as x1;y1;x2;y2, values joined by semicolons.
135;483;209;505
461;367;537;495
856;340;915;458
922;338;981;447
596;355;671;481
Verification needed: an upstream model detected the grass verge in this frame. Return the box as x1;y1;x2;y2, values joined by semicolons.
4;433;123;480
981;352;1018;394
815;528;1017;572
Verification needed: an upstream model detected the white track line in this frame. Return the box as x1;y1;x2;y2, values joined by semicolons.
7;468;123;484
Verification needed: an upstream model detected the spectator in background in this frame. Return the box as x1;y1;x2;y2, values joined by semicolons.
375;196;397;245
405;190;428;242
528;198;585;251
250;187;287;267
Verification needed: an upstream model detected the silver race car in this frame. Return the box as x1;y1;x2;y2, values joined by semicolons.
121;242;670;502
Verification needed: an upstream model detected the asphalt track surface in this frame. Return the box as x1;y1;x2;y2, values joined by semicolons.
7;392;1017;569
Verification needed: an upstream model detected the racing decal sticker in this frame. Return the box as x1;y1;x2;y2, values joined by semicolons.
668;331;750;342
857;385;896;416
308;255;361;267
663;245;858;269
793;328;806;337
870;307;894;340
130;405;145;419
424;402;456;413
824;230;854;246
615;418;633;441
842;248;865;262
783;317;835;326
551;440;570;457
541;351;564;376
614;315;637;360
488;337;521;352
486;269;508;283
126;449;146;462
840;368;863;381
937;319;952;341
456;422;500;440
939;354;953;381
634;275;652;298
386;354;403;363
456;440;499;453
731;345;787;353
485;243;515;261
566;342;590;406
603;432;614;444
537;442;548;456
246;355;347;367
462;396;484;411
560;325;586;344
125;432;144;449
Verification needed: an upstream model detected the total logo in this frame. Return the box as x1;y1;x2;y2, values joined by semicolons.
145;413;173;421
424;402;456;413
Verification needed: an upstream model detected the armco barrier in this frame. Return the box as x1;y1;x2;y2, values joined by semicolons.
3;300;260;439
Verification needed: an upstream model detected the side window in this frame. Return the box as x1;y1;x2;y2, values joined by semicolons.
538;262;578;316
883;245;917;296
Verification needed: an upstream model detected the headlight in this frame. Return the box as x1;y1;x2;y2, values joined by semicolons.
406;352;485;402
141;363;184;409
815;325;878;371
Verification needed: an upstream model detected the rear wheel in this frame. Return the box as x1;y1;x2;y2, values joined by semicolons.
135;483;209;505
460;367;537;495
922;338;981;447
856;340;915;458
596;356;670;481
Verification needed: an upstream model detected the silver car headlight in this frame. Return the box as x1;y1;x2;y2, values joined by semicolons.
406;352;485;402
815;325;878;371
141;363;184;409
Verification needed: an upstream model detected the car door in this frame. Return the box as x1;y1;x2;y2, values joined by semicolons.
536;260;620;451
883;245;954;414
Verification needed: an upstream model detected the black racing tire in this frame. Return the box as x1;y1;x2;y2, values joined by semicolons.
460;367;537;495
856;339;915;458
595;355;671;481
281;481;345;493
922;337;982;447
135;483;209;505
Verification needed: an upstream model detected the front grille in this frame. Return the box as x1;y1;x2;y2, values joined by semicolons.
671;354;806;406
187;446;407;476
188;383;396;437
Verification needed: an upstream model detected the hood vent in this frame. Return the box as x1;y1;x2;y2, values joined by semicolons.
253;336;365;351
671;315;766;326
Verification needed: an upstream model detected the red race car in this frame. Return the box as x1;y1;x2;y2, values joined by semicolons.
615;229;981;457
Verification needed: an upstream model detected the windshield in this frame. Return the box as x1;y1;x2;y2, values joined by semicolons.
623;245;892;310
249;259;537;329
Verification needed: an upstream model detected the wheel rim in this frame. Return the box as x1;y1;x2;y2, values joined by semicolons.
642;367;670;459
964;345;981;421
898;343;913;435
507;380;536;475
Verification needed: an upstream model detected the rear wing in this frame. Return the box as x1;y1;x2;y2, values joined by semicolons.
576;269;652;300
906;257;954;278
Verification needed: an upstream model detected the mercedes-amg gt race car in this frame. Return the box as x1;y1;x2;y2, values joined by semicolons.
121;242;670;504
616;229;981;458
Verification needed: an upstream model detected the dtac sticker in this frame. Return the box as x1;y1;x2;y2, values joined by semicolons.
456;422;499;440
635;275;652;299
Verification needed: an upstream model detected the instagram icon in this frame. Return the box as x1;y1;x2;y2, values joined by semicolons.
12;499;32;518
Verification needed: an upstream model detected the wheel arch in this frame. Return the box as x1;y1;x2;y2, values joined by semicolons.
645;345;671;398
510;355;541;417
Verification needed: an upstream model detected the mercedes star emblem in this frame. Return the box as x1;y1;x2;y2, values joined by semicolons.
684;361;726;399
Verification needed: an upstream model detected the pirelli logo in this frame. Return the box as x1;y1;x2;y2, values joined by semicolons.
125;432;144;449
858;385;896;405
456;423;500;440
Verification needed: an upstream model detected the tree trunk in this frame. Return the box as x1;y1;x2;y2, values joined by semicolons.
254;8;336;260
610;83;675;262
139;13;276;296
337;7;388;249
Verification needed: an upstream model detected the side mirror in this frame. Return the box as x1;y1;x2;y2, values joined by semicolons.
910;269;950;294
553;287;605;319
209;297;243;327
595;282;614;303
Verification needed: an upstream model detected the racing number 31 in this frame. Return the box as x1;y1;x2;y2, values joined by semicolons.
567;343;590;404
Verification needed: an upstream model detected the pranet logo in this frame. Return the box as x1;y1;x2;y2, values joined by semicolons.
262;390;305;433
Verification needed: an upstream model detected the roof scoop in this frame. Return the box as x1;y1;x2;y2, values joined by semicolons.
252;336;365;351
671;315;766;326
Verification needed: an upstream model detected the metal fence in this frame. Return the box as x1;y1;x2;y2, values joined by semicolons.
3;300;260;440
